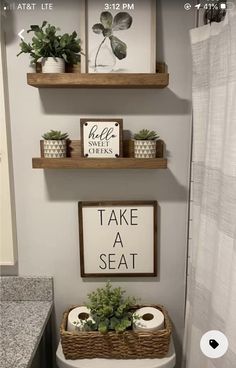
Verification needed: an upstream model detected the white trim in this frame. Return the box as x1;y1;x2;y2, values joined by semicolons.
0;19;18;271
80;0;88;73
0;261;16;266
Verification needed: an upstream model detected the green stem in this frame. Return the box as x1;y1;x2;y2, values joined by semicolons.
95;37;106;69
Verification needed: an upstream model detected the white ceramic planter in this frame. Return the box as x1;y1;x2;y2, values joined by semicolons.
44;140;67;158
134;140;156;158
41;57;65;73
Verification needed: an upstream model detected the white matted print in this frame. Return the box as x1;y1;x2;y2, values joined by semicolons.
84;0;156;73
80;119;123;158
78;201;157;277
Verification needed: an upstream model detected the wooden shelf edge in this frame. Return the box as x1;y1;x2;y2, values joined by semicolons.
27;73;169;89
32;158;168;170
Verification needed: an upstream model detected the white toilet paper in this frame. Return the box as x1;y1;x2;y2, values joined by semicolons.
133;307;165;332
67;306;95;332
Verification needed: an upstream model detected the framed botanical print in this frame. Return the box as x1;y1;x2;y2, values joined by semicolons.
80;0;156;73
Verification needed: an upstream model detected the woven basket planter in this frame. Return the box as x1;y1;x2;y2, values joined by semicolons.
60;304;172;360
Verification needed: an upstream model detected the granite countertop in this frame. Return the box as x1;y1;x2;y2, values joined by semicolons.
0;277;53;368
0;301;53;368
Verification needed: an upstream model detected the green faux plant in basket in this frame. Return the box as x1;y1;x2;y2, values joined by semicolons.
60;282;172;359
84;282;138;333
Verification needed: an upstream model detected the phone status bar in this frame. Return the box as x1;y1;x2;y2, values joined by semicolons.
2;2;54;11
184;2;234;11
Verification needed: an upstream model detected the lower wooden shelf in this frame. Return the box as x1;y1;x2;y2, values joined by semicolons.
32;157;167;170
33;140;167;169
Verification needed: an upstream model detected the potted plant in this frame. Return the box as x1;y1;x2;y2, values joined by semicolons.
17;21;82;73
83;282;137;333
60;282;172;359
133;129;159;158
42;130;69;158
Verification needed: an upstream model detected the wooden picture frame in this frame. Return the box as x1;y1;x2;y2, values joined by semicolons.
78;201;157;277
80;118;123;158
80;0;156;73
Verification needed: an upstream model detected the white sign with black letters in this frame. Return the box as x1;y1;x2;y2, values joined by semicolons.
81;119;123;158
79;201;157;277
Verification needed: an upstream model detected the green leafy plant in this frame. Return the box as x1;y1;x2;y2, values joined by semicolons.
42;130;69;140
84;282;138;333
92;11;132;67
71;318;97;332
133;129;159;141
17;21;82;65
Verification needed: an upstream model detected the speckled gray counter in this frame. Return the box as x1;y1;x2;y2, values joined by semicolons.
0;276;53;301
0;277;53;368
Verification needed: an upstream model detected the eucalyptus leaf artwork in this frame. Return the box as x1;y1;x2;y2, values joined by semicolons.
91;11;132;72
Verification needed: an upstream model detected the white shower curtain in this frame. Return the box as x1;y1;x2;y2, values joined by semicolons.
185;11;236;368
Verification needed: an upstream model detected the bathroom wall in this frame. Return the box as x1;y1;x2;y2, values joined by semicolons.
4;1;194;366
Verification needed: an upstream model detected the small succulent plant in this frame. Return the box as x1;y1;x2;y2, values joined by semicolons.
42;130;69;140
133;129;159;141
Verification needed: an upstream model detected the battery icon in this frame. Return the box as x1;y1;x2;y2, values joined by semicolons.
220;3;227;9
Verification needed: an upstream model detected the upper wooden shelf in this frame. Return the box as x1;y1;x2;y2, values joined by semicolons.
27;72;169;89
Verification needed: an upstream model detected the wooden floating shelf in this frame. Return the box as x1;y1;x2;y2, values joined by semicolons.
32;140;167;170
27;72;169;89
32;157;167;170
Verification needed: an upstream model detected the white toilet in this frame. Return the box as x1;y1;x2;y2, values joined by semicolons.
56;339;176;368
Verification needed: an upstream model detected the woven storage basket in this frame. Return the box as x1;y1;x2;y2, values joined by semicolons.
60;305;172;360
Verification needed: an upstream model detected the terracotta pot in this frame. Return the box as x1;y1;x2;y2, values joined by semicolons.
65;63;81;73
72;63;81;73
36;62;42;73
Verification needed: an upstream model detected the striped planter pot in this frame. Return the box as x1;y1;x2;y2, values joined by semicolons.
134;140;156;158
41;57;65;73
43;140;67;158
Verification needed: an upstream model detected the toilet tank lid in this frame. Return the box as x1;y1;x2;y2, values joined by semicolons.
56;339;176;368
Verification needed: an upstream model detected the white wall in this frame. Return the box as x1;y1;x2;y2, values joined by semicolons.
4;1;194;366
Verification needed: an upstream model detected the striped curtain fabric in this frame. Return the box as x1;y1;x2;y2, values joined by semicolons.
185;11;236;368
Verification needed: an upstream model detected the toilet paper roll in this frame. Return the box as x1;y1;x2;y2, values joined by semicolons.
133;307;165;332
67;306;95;332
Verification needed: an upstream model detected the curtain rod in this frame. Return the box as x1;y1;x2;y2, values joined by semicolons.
203;0;227;24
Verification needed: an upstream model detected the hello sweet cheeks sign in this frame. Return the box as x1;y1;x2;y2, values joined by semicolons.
78;201;157;277
80;119;123;158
